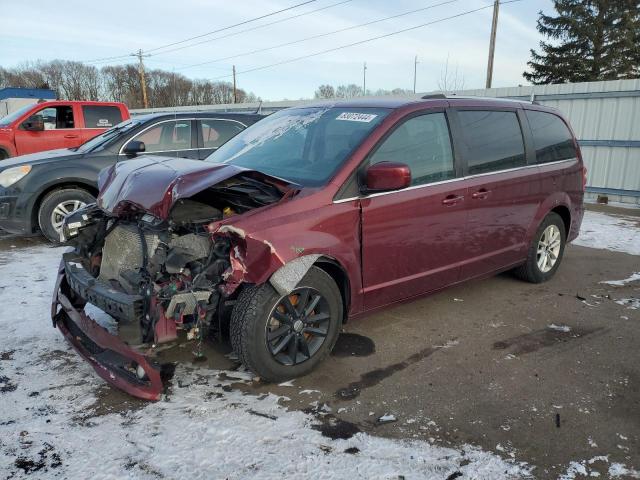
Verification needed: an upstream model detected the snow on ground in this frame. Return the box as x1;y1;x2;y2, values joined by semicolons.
0;246;530;479
573;210;640;256
1;208;639;479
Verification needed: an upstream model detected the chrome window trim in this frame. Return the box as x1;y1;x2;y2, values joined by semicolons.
333;158;577;203
118;117;248;155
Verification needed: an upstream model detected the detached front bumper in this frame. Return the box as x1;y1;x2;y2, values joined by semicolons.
51;257;166;401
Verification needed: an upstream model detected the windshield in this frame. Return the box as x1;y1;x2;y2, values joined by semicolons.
76;119;141;153
206;107;390;186
0;104;35;126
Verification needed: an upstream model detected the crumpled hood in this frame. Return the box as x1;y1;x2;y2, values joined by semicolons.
97;155;297;219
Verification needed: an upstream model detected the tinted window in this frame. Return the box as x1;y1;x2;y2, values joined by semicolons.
208;107;389;187
133;121;192;153
82;106;123;128
369;113;455;185
458;110;525;174
526;110;577;163
201;119;244;149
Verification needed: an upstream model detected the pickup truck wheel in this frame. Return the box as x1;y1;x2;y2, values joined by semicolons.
38;189;95;243
230;266;342;382
513;212;566;283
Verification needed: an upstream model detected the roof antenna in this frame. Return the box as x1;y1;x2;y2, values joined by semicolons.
254;100;263;115
530;91;536;103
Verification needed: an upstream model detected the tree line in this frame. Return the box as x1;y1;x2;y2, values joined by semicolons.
314;84;414;99
0;60;259;109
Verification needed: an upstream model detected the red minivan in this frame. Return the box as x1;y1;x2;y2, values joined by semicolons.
53;96;585;399
0;101;129;159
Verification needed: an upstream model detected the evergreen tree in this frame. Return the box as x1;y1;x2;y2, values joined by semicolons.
524;0;640;84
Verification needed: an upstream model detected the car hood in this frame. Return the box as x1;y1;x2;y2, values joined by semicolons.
97;155;298;219
0;148;84;168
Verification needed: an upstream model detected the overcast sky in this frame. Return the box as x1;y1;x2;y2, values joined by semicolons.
2;0;554;100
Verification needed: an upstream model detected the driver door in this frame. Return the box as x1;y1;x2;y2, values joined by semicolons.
14;104;80;155
361;111;467;310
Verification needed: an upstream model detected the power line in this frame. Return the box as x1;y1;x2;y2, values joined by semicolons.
178;0;460;70
83;0;318;64
150;0;355;57
208;0;524;81
145;0;318;54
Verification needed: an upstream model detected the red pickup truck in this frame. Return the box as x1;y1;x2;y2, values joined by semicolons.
0;101;130;159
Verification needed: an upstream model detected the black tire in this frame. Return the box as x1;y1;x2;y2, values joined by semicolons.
0;150;8;160
230;266;343;382
37;188;95;243
513;212;566;283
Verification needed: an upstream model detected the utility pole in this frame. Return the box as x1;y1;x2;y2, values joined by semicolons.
232;65;237;104
485;0;500;89
132;49;149;109
363;62;367;96
413;55;419;93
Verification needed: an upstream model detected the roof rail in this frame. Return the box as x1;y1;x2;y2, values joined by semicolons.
421;93;447;99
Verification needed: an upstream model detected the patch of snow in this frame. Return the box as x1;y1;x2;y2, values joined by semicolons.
548;324;571;332
277;379;296;387
299;389;320;395
609;462;640;478
600;272;640;286
377;414;397;423
615;298;640;310
574;211;640;256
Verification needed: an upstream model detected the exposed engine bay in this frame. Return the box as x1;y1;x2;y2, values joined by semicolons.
60;174;287;348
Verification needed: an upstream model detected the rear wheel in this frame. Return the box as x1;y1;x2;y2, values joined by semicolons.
0;150;8;160
513;212;566;283
37;188;95;243
230;266;342;382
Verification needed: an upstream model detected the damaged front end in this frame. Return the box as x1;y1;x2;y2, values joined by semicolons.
52;159;297;400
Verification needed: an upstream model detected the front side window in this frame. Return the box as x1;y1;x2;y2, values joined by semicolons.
368;113;455;186
207;107;390;187
82;106;123;128
201;119;245;149
26;106;74;130
458;110;526;174
134;121;192;153
526;110;577;163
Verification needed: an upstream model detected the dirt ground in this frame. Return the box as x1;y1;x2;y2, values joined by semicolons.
2;205;638;479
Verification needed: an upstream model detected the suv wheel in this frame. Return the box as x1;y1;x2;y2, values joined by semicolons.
513;212;566;283
230;266;342;382
38;188;95;243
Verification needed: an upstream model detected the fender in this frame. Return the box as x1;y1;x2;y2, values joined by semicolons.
0;141;17;158
526;191;573;241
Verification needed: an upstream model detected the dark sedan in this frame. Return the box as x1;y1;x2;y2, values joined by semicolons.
0;112;263;241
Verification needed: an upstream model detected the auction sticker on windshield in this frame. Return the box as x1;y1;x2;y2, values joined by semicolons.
336;112;378;122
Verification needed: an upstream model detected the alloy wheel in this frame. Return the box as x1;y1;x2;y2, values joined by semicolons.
50;199;86;232
536;224;561;273
265;287;331;366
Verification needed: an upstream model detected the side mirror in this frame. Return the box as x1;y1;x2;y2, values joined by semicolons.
123;140;145;156
365;162;411;192
22;115;44;131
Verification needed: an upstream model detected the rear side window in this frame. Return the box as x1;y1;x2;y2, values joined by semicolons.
134;121;192;153
82;106;123;128
458;110;525;174
526;110;577;163
201;119;245;149
369;113;455;185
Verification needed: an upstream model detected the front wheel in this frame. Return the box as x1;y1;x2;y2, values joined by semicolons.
37;188;96;243
230;266;342;382
513;212;566;283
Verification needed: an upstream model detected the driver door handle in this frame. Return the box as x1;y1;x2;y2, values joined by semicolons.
471;189;491;200
64;134;79;139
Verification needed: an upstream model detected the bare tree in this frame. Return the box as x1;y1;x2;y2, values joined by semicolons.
437;54;465;93
314;84;335;99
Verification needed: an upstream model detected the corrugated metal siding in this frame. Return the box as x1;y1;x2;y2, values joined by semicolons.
132;79;640;202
